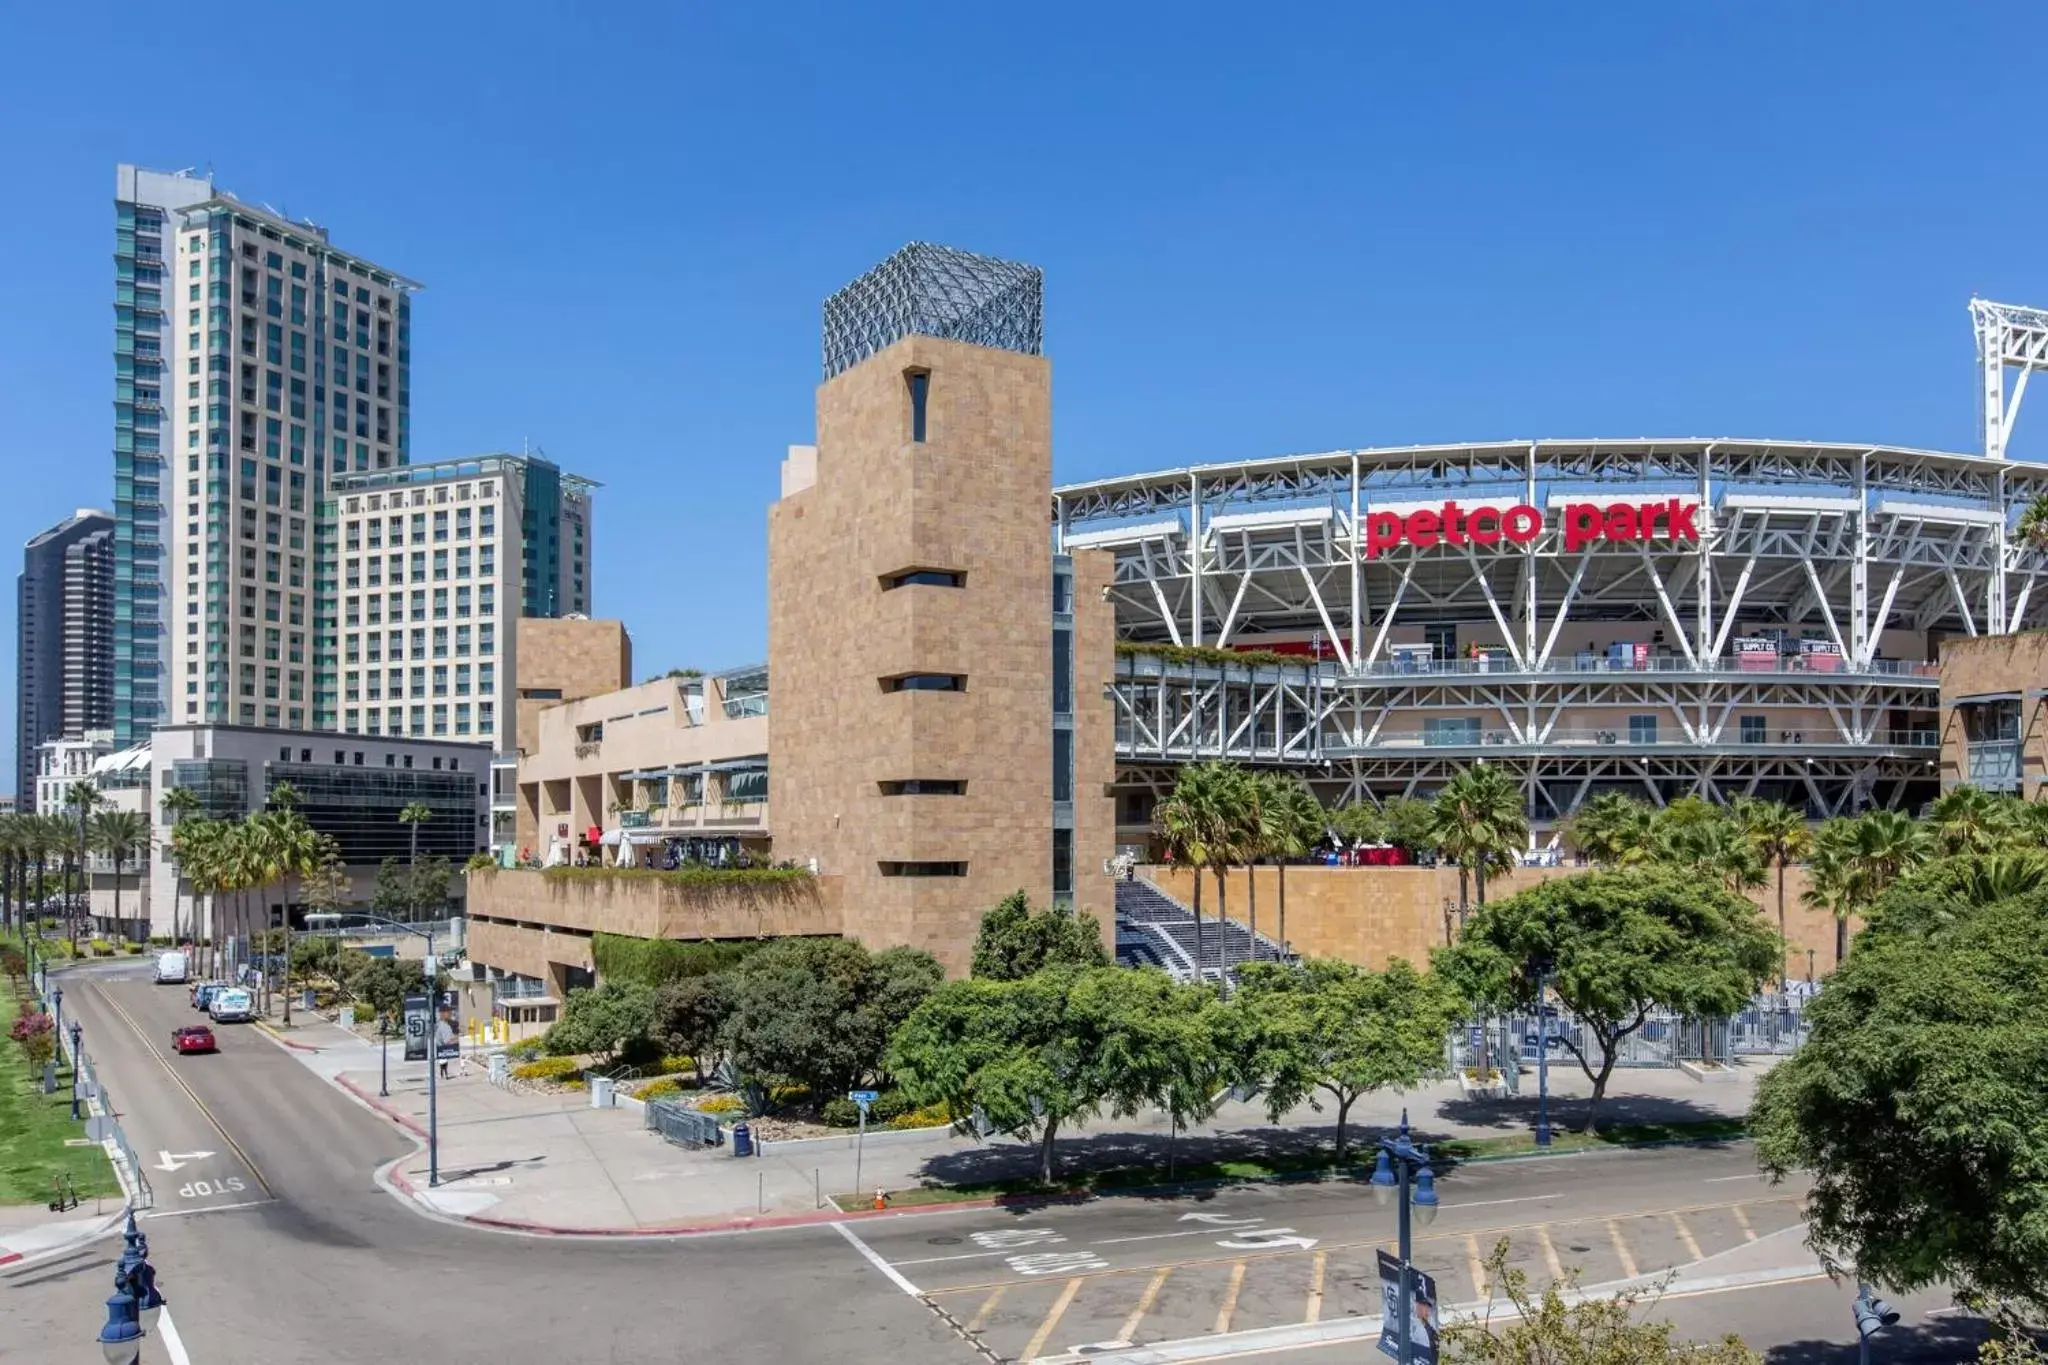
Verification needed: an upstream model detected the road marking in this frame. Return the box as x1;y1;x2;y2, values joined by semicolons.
1216;1227;1316;1251
1021;1277;1084;1361
94;984;274;1199
921;1195;1806;1295
1303;1250;1325;1323
974;1227;1064;1249
1670;1211;1703;1261
1704;1173;1764;1183
1180;1213;1260;1226
965;1285;1006;1334
1096;1229;1208;1246
1120;1265;1173;1343
1606;1220;1638;1279
1011;1251;1109;1276
1732;1205;1756;1241
159;1305;192;1365
154;1150;216;1173
891;1248;1019;1267
1536;1225;1564;1281
833;1221;922;1297
1214;1261;1247;1335
1444;1192;1564;1211
145;1199;269;1220
1465;1234;1487;1298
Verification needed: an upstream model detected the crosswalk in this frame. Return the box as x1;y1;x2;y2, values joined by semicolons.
923;1194;1805;1362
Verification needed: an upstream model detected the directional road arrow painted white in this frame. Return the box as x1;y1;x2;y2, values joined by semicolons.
154;1150;216;1173
1216;1227;1318;1250
1178;1213;1261;1226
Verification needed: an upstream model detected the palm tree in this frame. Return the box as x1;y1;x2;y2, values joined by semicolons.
1807;810;1930;967
90;810;150;946
1566;792;1657;865
1430;764;1528;929
2018;491;2048;553
0;814;26;935
159;786;202;948
63;781;101;947
2009;799;2048;850
1732;798;1811;990
1924;784;2014;856
1155;762;1240;975
399;801;434;923
1663;817;1767;896
254;789;318;1023
179;819;228;977
1259;777;1324;961
1238;772;1281;962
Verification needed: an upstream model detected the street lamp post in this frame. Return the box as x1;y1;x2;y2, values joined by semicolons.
95;1210;163;1365
50;985;62;1046
69;1021;83;1120
1853;1282;1898;1364
379;1010;390;1097
1370;1111;1440;1365
345;912;441;1185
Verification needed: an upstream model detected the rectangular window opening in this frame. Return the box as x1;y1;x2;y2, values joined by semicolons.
878;860;966;878
878;780;967;796
906;369;929;443
881;673;965;693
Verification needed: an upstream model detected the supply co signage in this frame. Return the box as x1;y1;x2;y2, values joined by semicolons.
1362;499;1701;558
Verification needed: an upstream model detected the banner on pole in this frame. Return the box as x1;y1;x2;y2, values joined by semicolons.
1375;1248;1440;1363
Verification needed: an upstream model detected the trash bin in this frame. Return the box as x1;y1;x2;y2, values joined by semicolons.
488;1053;510;1084
732;1122;753;1158
302;987;317;1011
589;1075;616;1109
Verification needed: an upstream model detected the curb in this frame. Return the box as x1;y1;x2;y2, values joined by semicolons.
0;1207;131;1273
334;1075;429;1138
254;1022;321;1052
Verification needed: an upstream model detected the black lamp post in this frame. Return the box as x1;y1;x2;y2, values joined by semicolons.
69;1021;83;1120
1369;1111;1440;1364
1853;1282;1898;1364
95;1211;164;1364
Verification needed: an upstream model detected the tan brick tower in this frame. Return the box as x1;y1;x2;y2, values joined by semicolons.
769;244;1111;974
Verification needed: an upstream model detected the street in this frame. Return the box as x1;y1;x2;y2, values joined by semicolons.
0;964;1986;1364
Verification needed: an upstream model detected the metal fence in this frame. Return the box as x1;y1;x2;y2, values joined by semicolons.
644;1097;724;1149
61;1028;151;1209
1451;992;1814;1078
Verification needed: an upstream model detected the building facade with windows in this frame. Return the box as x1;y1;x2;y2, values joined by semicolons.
322;452;598;761
146;723;491;940
18;508;116;809
34;730;115;822
158;182;417;735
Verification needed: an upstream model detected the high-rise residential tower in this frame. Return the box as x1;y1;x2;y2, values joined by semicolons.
155;181;417;731
16;509;116;809
113;166;216;747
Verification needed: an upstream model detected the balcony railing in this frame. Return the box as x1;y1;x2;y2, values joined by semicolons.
1116;652;1941;684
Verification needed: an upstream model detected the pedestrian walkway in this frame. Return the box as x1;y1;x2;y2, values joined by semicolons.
255;1010;1776;1236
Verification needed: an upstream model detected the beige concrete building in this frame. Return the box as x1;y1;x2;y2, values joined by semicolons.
1938;630;2048;797
467;244;1117;988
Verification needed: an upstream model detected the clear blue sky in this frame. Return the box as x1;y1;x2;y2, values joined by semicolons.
5;3;2047;787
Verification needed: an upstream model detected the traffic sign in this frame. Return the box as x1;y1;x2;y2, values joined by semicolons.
849;1089;878;1103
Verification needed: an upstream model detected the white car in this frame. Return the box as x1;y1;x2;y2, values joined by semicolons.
207;987;254;1023
155;951;189;985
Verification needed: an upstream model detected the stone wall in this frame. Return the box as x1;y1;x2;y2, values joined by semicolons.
1145;862;1850;983
465;868;841;950
1938;630;2048;798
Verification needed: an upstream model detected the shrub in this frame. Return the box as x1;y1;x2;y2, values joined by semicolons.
653;1055;696;1077
508;1039;544;1062
21;1030;55;1069
511;1055;583;1082
9;1010;53;1045
820;1090;920;1128
635;1077;685;1101
820;1097;860;1127
693;1094;745;1116
591;933;761;987
465;852;498;872
885;1102;952;1131
89;939;113;955
0;949;24;982
539;982;656;1065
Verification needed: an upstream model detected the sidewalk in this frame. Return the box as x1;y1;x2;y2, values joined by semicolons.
259;1010;1774;1236
0;1202;129;1268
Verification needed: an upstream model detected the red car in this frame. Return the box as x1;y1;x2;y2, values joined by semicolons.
171;1025;217;1055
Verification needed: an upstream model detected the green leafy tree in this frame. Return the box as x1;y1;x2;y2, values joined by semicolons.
542;981;657;1066
1229;956;1463;1158
345;952;440;1024
652;974;731;1085
971;890;1108;979
1381;796;1439;859
1447;1240;1759;1364
1436;869;1779;1131
888;966;1222;1183
1430;764;1527;926
2019;492;2048;553
718;938;942;1104
1752;889;2048;1321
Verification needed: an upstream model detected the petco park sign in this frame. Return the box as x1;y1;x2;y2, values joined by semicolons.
1361;499;1701;559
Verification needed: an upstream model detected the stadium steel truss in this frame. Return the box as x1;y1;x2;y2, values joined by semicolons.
1054;438;2048;825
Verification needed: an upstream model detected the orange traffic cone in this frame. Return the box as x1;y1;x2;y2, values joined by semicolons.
873;1189;888;1210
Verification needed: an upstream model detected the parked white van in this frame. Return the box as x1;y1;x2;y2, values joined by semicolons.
155;951;190;985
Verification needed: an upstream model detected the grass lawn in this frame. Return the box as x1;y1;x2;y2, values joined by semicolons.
838;1116;1748;1210
0;973;121;1207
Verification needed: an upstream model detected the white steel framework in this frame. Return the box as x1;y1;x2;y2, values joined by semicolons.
1058;440;2048;824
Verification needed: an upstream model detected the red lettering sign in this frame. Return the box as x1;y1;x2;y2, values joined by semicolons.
1360;499;1700;559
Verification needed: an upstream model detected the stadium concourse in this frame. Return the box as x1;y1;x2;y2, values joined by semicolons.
1058;437;2048;841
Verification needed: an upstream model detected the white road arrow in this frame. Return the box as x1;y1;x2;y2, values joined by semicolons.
1178;1213;1261;1226
154;1150;215;1173
1217;1227;1318;1251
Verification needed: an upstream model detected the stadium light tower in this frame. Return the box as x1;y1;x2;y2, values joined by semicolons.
1972;297;2048;461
